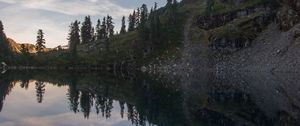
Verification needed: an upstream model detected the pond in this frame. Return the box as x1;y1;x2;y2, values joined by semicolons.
0;70;299;126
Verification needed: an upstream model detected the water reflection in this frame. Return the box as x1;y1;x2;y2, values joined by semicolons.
0;71;299;126
0;71;184;126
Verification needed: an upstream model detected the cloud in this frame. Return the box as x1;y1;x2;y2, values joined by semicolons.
0;0;133;47
0;0;17;4
2;0;131;16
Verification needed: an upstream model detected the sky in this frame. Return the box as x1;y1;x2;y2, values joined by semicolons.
0;0;166;48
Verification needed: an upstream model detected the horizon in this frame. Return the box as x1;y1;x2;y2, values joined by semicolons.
0;0;166;48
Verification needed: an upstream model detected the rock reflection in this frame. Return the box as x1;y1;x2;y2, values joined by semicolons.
181;71;300;126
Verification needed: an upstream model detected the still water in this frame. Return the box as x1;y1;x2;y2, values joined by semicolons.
0;71;299;126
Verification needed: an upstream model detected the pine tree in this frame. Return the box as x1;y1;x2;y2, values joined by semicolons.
149;8;155;40
139;4;149;40
120;16;126;34
154;2;158;11
165;0;178;25
163;0;180;44
149;8;161;43
167;0;173;6
81;16;93;44
36;29;46;53
173;0;178;5
101;17;107;39
106;15;114;38
106;15;110;37
91;27;95;42
135;8;141;29
96;19;102;40
99;17;110;51
0;20;6;51
0;20;11;58
140;4;148;29
0;21;3;32
68;20;80;57
128;14;135;32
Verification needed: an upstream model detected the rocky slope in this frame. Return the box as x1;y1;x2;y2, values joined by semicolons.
152;0;300;74
216;0;300;72
216;23;300;72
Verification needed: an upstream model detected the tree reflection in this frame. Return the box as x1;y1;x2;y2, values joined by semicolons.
67;79;79;113
119;101;125;118
64;72;184;125
0;77;15;112
80;91;93;118
35;81;45;103
20;80;29;89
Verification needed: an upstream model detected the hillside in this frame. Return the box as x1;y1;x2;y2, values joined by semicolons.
1;0;299;72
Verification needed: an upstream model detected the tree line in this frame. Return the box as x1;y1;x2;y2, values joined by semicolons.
68;0;179;59
68;14;115;57
0;0;180;65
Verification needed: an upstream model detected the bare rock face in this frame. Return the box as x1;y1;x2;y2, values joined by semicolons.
6;38;22;53
6;38;37;54
197;5;271;30
20;43;38;53
276;0;300;31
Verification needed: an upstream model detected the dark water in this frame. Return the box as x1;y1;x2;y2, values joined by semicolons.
0;70;299;126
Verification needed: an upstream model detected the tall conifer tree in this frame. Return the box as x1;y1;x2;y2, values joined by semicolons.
81;16;93;44
0;20;10;57
68;20;80;57
128;13;135;32
101;17;107;39
139;4;149;40
36;29;46;53
106;15;114;38
135;8;141;29
120;16;126;34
